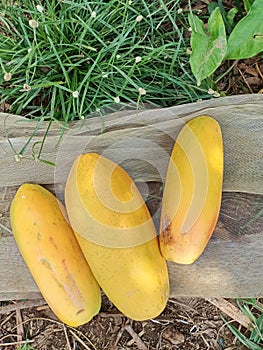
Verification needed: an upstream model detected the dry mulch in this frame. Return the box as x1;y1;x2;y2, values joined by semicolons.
1;295;253;350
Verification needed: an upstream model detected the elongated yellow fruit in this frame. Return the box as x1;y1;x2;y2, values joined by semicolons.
159;115;223;264
10;184;101;326
65;153;169;321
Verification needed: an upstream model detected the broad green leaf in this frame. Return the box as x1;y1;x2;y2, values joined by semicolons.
244;0;255;13
189;7;227;86
225;0;263;59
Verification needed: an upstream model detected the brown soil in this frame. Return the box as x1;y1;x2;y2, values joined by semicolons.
0;296;249;350
215;55;263;95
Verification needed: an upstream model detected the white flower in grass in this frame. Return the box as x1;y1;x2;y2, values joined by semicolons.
36;5;44;13
136;15;143;22
114;96;120;104
177;8;183;14
116;54;121;59
4;72;12;81
72;91;79;98
207;88;220;97
135;56;142;63
22;84;31;91
102;72;109;78
29;19;39;28
138;87;146;95
129;0;132;4
28;48;32;53
91;11;96;19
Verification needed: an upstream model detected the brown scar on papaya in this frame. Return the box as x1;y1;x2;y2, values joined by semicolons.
49;236;58;250
76;309;85;315
160;217;174;245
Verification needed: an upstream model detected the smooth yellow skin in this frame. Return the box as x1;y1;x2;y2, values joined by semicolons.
160;116;223;264
65;153;169;321
10;184;101;326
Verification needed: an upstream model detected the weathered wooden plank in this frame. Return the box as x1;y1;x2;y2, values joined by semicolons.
1;94;263;194
1;230;262;301
0;185;262;300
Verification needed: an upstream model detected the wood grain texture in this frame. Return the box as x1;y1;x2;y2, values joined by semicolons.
1;94;263;193
0;187;262;300
0;94;262;300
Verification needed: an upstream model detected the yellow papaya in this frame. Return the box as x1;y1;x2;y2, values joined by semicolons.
10;184;101;326
159;115;223;264
65;153;169;321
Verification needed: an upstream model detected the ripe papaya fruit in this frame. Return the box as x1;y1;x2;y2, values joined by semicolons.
159;115;223;264
10;184;101;326
65;153;169;321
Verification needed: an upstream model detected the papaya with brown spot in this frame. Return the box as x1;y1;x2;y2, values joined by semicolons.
160;116;224;264
10;184;101;326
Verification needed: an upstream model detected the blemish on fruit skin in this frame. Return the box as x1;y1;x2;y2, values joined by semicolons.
40;257;85;311
61;258;86;310
40;258;52;270
49;236;58;250
160;217;174;245
76;308;85;315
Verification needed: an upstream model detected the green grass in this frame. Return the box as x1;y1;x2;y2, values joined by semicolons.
224;298;263;350
18;341;35;350
0;0;211;124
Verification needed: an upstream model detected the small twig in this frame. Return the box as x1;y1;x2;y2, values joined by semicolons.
37;305;50;311
127;329;145;346
16;308;24;343
124;325;148;350
68;328;97;350
255;62;263;80
0;222;12;234
206;298;251;328
69;330;93;350
150;318;172;325
168;298;201;313
238;68;254;93
216;318;239;345
214;60;238;84
0;312;14;326
114;319;127;347
0;299;46;314
63;324;72;350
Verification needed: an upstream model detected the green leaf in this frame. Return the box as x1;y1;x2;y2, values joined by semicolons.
207;2;218;14
225;0;263;59
244;0;255;13
189;7;227;86
226;7;239;28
